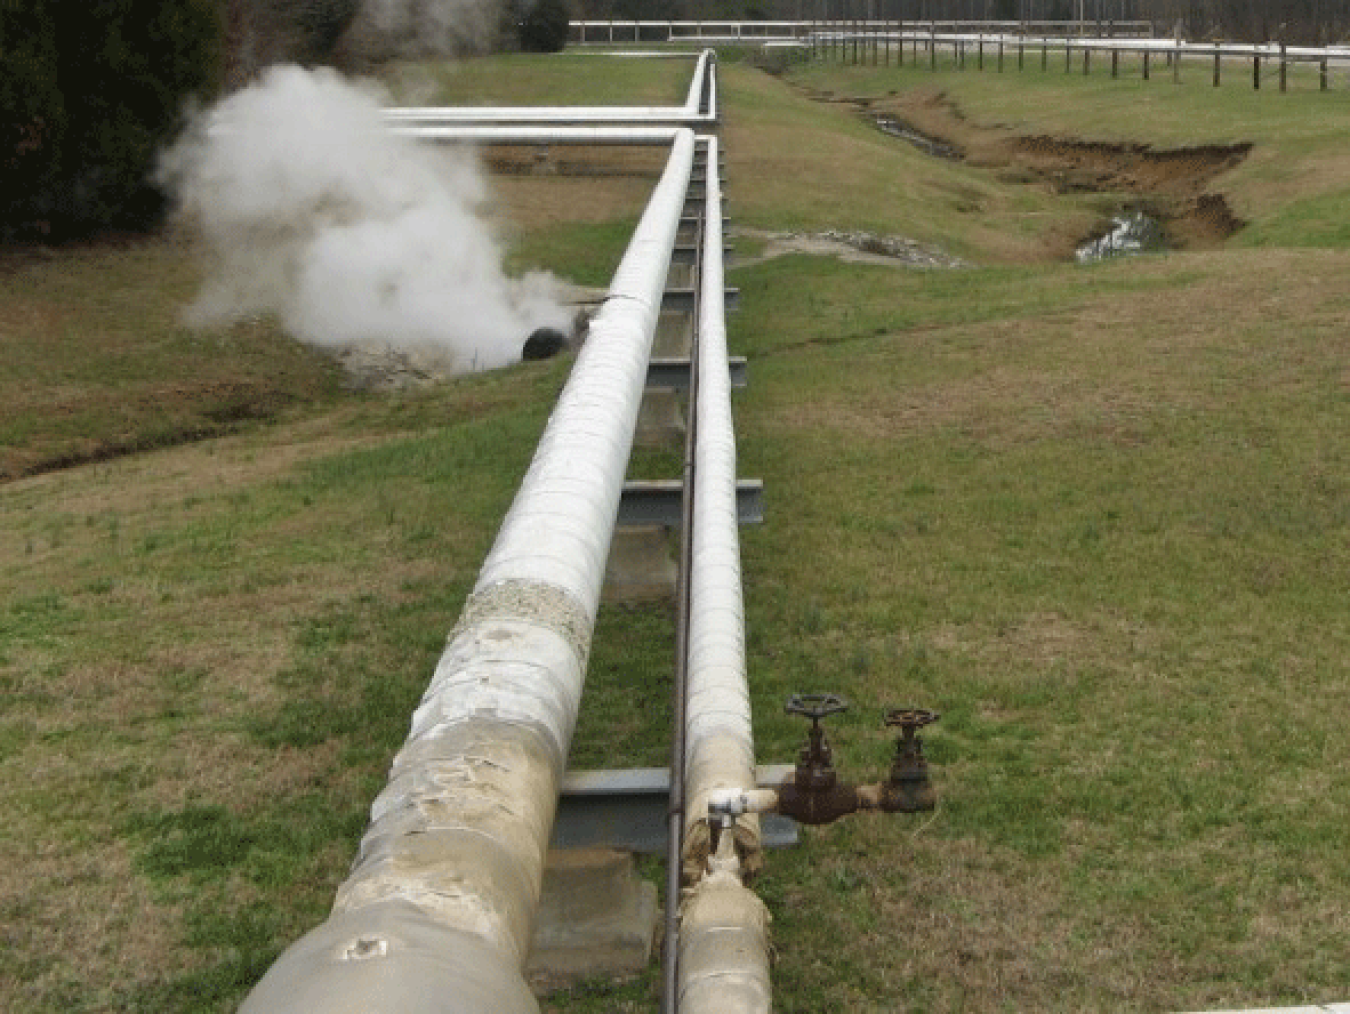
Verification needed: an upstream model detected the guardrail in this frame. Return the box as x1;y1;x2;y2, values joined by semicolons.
570;19;1156;44
811;28;1350;90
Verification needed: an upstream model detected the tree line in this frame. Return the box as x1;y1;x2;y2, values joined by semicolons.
2;1;570;244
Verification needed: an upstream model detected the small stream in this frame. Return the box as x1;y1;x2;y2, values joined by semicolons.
1074;210;1168;263
866;112;1175;264
872;115;962;160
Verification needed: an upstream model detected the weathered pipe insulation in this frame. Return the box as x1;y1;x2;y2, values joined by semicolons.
390;126;685;145
385;51;715;126
679;134;759;882
238;129;696;1014
678;837;772;1014
676;135;774;1014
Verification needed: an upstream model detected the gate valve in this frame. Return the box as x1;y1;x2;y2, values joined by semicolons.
777;693;861;825
785;693;847;790
879;707;940;813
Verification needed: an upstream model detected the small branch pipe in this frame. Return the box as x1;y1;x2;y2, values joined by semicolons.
238;129;696;1014
676;134;773;1014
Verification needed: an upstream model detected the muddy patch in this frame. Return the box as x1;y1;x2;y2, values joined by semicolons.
731;226;968;270
1007;135;1251;213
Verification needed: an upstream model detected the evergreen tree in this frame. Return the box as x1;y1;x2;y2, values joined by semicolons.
519;0;572;52
1;0;223;242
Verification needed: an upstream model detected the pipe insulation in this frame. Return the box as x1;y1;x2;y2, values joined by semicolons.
680;135;760;880
390;126;685;145
238;128;696;1014
676;135;773;1014
677;851;773;1014
384;52;715;127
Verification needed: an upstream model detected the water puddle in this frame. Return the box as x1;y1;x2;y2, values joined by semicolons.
1075;210;1167;263
871;115;963;160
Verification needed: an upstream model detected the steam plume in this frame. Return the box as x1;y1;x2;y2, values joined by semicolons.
350;0;503;59
161;65;567;374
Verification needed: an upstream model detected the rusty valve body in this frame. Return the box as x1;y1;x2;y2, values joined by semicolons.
873;707;940;813
776;695;940;826
776;694;862;826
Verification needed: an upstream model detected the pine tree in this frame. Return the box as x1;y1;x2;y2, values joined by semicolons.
1;0;223;242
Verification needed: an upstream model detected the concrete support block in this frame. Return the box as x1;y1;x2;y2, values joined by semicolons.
635;388;686;447
526;849;659;993
603;524;677;603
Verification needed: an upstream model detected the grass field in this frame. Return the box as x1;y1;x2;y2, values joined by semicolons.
3;48;1350;1013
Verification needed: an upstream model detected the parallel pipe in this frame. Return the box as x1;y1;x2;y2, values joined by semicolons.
679;134;759;881
385;50;715;127
238;128;697;1014
389;126;685;145
675;134;773;1014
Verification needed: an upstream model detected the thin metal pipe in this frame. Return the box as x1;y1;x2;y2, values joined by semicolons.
659;149;701;1014
238;129;697;1014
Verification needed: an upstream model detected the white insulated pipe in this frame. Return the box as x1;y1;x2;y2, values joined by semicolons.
238;128;696;1014
384;50;715;127
679;134;758;879
675;134;773;1014
389;125;685;146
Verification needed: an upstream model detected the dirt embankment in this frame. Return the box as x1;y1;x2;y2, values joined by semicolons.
848;86;1251;255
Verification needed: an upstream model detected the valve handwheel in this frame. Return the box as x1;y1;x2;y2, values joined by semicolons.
884;707;940;731
784;693;849;721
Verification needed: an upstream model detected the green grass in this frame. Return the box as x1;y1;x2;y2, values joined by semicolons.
5;49;1350;1014
783;52;1350;250
0;237;345;480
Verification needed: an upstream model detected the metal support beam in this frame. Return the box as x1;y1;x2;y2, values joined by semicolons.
663;287;740;312
671;243;732;266
648;356;746;390
551;766;799;853
619;479;762;527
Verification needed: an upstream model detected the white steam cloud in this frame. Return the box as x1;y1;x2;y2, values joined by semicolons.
353;0;502;58
161;65;567;374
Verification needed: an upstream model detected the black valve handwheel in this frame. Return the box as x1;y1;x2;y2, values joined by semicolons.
884;707;940;730
785;693;849;720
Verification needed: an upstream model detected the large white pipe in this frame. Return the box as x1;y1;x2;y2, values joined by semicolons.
676;134;773;1014
238;128;697;1014
385;52;715;127
389;125;685;145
